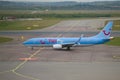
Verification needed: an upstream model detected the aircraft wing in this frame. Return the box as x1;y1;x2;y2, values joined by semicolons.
61;43;75;47
61;34;84;47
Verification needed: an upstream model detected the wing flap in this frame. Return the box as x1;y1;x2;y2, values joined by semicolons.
61;43;75;47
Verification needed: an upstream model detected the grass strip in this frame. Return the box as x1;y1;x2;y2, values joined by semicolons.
106;37;120;46
0;37;13;43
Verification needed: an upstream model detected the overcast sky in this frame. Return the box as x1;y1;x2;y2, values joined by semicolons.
1;0;117;2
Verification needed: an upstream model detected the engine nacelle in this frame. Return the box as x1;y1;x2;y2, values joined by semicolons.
53;44;63;49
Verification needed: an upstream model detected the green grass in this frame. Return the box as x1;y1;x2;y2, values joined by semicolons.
0;10;120;30
0;10;120;14
106;37;120;46
0;37;13;43
112;20;120;31
0;18;61;30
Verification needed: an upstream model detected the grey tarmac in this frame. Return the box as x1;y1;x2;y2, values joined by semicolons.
0;18;120;80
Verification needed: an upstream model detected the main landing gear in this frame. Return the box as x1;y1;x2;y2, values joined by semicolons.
31;47;34;50
66;46;71;50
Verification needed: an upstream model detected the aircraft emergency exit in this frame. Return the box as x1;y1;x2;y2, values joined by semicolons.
23;21;114;50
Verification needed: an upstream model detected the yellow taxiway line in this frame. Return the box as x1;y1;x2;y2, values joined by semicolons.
0;48;43;80
0;70;12;74
11;48;44;80
0;22;77;80
12;24;75;79
13;48;44;71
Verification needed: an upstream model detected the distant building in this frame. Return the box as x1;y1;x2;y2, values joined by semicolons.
18;18;42;21
3;16;16;21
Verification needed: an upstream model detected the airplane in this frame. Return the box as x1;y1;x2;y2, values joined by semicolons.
23;21;114;50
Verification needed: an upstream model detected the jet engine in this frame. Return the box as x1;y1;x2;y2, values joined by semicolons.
53;44;63;49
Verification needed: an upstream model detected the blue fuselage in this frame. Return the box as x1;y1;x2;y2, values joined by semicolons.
23;21;113;49
23;37;110;47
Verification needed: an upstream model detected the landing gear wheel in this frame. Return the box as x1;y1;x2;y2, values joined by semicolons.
67;46;70;50
31;47;34;50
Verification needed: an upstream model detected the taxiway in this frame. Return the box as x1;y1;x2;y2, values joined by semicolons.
0;18;120;80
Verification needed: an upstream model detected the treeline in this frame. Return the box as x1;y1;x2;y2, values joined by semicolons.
0;13;120;19
0;1;120;10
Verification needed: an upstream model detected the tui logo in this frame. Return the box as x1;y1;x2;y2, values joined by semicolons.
103;28;111;36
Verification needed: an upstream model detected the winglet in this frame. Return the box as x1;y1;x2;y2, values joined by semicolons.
75;34;84;44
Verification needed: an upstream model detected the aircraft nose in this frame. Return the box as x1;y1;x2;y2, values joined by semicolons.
23;40;28;45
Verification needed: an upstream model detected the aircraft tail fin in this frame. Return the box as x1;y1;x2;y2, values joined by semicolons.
94;21;113;39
